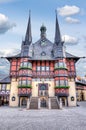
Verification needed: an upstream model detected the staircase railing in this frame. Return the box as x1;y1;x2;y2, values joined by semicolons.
55;96;60;109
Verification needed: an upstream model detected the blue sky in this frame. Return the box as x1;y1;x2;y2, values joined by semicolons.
0;0;86;76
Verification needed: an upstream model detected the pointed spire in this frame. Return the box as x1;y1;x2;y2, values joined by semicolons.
25;10;32;44
55;10;61;44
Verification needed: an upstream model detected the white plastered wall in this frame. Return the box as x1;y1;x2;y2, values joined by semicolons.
9;78;19;107
68;78;76;106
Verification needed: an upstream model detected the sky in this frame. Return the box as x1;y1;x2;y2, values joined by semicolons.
0;0;86;77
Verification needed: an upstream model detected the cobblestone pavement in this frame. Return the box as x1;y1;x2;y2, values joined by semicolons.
0;102;86;130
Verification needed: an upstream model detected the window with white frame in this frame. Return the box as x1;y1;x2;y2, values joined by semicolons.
27;80;31;85
41;66;45;71
65;80;68;86
23;62;27;67
19;80;31;85
20;62;23;67
28;62;32;68
55;63;59;68
1;84;6;91
59;62;64;67
18;80;22;85
55;81;59;86
46;66;49;71
60;80;65;86
22;80;26;85
37;66;40;71
20;62;32;68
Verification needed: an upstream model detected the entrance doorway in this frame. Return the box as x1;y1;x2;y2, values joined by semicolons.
40;98;47;108
21;98;27;107
38;83;48;96
59;97;68;107
0;96;9;106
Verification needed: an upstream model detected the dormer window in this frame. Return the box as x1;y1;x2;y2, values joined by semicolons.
41;51;46;56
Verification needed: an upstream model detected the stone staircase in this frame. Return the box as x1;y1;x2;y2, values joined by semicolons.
50;97;59;109
29;97;38;109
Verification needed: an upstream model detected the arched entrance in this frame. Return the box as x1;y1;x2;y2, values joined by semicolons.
59;97;68;107
21;98;27;107
40;98;47;108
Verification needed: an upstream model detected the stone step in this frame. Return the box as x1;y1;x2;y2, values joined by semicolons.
51;97;59;109
29;97;38;109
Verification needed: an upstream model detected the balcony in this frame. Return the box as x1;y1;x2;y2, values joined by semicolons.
32;71;54;78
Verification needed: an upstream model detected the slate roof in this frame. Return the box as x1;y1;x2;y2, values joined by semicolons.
0;76;11;84
30;38;54;60
6;13;80;62
6;47;79;61
76;81;86;86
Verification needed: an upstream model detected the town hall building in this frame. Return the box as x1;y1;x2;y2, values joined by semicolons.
0;12;80;109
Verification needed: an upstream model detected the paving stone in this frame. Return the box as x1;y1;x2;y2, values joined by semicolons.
0;102;86;130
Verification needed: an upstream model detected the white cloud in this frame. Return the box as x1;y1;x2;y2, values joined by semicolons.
57;5;80;16
65;17;80;24
62;35;78;45
0;13;16;34
0;48;20;57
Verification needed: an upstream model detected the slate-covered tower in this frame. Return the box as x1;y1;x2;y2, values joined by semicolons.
6;11;79;109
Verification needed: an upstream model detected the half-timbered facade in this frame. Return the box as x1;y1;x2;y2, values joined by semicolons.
0;12;80;109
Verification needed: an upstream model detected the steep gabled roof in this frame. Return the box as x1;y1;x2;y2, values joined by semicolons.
0;76;11;84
